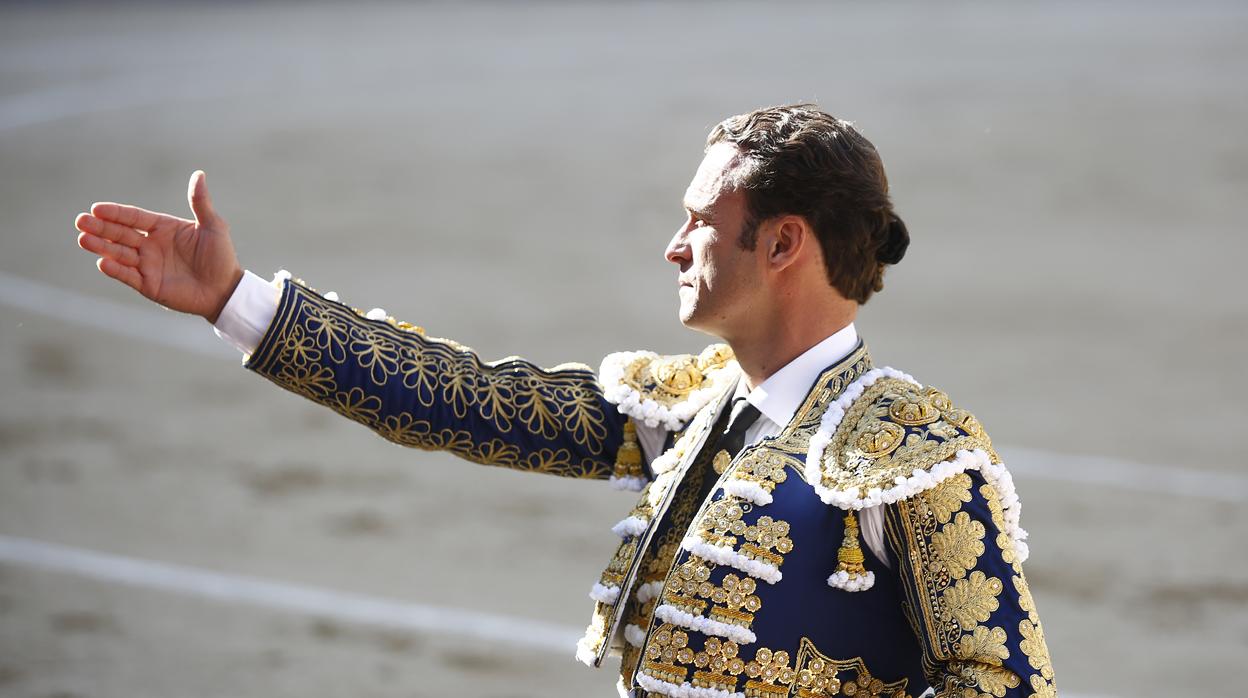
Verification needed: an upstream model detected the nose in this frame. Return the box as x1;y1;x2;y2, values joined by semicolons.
665;219;692;267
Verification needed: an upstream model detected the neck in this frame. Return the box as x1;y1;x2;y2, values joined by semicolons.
725;297;856;390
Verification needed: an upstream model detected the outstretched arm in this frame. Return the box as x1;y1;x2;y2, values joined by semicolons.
74;173;631;480
74;171;243;323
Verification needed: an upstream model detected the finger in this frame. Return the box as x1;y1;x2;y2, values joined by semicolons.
75;213;146;247
90;202;188;232
187;170;221;227
78;231;140;267
96;257;143;293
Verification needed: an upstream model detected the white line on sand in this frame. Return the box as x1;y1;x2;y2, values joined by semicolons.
0;534;580;655
0;271;236;359
2;270;1244;503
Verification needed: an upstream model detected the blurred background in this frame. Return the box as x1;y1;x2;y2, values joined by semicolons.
1;2;1245;697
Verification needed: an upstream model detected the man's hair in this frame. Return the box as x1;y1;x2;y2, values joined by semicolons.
707;104;909;304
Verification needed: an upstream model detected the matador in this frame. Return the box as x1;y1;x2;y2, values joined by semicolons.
74;104;1056;698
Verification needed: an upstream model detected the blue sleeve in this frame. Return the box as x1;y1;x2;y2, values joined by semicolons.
244;278;627;479
884;469;1057;698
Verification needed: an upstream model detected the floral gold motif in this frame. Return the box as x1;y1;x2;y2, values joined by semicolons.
856;421;906;458
621;344;734;409
931;512;987;580
955;625;1010;665
793;638;911;698
643;624;694;685
943;571;1003;629
691;636;746;690
888;394;940;426
249;281;618;479
927;473;974;525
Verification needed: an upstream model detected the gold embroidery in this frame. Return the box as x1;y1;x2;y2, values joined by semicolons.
599;539;640;589
742;515;794;567
728;449;791;493
247;281;615;479
330;387;382;423
696;499;749;547
1013;575;1037;621
662;559;712;615
614;408;725;677
793;638;911;698
931;512;986;581
980;483;1018;567
623;346;871;677
622;344;733;408
691;499;794;565
276;362;335;399
945;661;1021;697
708;573;763;628
1017;618;1053;680
691;636;746;691
743;646;795;697
661;558;763;631
820;379;996;496
888;393;940;426
856;421;906;458
1028;674;1057;698
924;387;953;412
928;474;973;525
955;626;1009;665
887;474;1045;698
643;624;694;685
943;571;1003;629
639;634;915;698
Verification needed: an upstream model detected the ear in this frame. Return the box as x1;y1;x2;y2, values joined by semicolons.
764;215;810;272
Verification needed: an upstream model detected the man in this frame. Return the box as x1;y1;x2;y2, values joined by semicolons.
74;105;1055;698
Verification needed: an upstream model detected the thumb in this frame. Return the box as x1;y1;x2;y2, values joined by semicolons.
187;170;222;228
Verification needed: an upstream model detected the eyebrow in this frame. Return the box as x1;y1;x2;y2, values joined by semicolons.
683;200;713;222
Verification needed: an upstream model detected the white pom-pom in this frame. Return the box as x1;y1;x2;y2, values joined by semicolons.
589;583;620;604
609;475;647;492
624;623;648;648
827;570;875;592
611;515;650;538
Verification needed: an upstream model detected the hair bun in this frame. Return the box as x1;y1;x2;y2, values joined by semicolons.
878;214;909;265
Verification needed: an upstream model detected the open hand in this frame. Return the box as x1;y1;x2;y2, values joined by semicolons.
75;171;244;323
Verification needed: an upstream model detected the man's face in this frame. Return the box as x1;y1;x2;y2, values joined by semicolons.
665;143;762;338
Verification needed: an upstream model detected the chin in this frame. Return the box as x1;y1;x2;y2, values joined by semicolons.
677;310;717;338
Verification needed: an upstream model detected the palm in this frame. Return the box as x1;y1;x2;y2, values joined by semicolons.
139;217;224;312
75;171;242;321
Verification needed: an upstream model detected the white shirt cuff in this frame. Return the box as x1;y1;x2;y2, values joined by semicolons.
213;270;282;356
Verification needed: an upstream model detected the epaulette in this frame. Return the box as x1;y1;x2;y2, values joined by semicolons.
804;368;1028;580
598;344;739;432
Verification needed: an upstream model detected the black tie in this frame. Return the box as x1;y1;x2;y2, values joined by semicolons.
718;397;762;461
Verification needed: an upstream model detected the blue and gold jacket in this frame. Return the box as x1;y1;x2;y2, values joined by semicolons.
244;278;1056;698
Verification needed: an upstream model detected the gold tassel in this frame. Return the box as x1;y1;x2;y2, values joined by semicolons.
829;511;875;591
614;421;644;480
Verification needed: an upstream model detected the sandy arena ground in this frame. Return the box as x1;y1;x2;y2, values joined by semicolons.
1;2;1246;697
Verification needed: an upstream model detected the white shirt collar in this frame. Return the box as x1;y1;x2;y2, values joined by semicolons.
732;323;859;428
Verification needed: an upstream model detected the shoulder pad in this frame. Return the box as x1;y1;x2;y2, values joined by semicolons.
599;344;739;431
806;371;997;510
